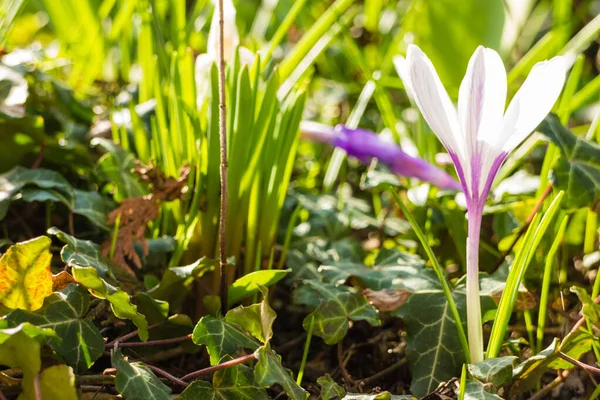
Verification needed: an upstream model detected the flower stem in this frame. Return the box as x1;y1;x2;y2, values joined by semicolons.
466;207;484;363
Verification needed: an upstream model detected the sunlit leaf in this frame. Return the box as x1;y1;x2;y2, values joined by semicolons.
225;286;276;343
72;266;149;341
180;363;268;400
228;269;290;306
34;365;78;400
48;227;113;277
112;349;172;400
6;284;104;371
570;286;600;329
254;345;308;400
0;236;53;311
464;380;503;400
192;315;259;365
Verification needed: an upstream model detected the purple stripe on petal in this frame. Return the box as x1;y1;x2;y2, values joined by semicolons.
480;152;508;202
449;152;470;198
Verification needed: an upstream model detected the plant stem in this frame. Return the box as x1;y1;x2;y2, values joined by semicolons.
181;353;256;381
216;0;229;314
466;207;484;363
106;334;191;349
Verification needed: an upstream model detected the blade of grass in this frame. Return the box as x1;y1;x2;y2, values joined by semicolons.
487;191;564;359
389;186;470;363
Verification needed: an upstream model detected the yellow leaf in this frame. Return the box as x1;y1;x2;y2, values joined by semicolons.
0;236;53;311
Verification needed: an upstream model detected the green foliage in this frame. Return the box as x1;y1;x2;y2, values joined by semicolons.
254;345;308;400
463;380;503;400
48;227;114;276
180;363;268;400
225;286;276;343
468;356;518;387
6;284;104;371
72;266;149;341
227;269;290;306
111;349;172;400
34;365;78;400
317;374;346;400
192;315;259;365
539;114;600;209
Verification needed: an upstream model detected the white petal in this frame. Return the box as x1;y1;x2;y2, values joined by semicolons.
393;56;414;101
501;56;566;152
239;47;255;66
207;0;240;61
406;44;464;160
458;47;507;154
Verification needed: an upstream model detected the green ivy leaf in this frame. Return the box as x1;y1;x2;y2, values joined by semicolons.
0;329;42;399
254;345;308;400
111;349;172;400
317;374;346;400
180;363;268;400
343;393;416;399
570;286;600;329
464;380;503;400
72;266;149;341
92;138;147;201
393;289;466;397
468;356;517;387
148;258;215;308
303;290;380;345
192;315;259;365
0;166;74;221
539;114;600;209
225;286;276;343
48;227;113;277
511;338;559;394
6;284;104;371
228;269;290;306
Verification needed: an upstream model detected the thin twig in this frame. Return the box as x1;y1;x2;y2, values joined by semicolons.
337;342;355;385
31;142;46;169
144;364;188;387
529;370;568;400
216;0;229;315
33;373;41;400
493;183;552;269
557;352;600;375
106;334;191;349
359;358;407;386
181;353;256;381
104;322;163;348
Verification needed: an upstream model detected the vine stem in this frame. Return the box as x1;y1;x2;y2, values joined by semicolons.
105;334;191;349
216;0;229;314
181;353;256;381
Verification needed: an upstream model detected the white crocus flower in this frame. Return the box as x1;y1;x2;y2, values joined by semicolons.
195;0;254;106
394;44;566;363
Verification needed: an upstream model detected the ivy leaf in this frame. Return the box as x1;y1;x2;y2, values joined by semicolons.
225;286;276;343
468;356;517;387
92;138;147;201
48;227;113;276
0;329;41;399
148;258;215;309
0;236;53;311
394;289;466;397
464;380;503;400
303;290;380;345
539;114;600;209
33;365;78;400
111;349;172;400
72;189;110;229
6;284;104;371
254;345;308;400
317;374;346;400
570;286;600;329
192;315;259;365
228;269;290;306
180;363;268;400
72;266;149;341
0;166;74;220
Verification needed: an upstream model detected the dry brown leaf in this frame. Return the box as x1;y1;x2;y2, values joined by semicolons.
363;288;411;312
52;271;75;291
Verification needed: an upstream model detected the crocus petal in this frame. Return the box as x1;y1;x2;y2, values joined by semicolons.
501;57;566;153
299;121;338;144
406;44;464;162
458;47;507;155
392;56;414;102
207;0;240;61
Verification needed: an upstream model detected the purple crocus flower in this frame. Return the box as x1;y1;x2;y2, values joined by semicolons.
395;44;566;362
300;121;462;191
